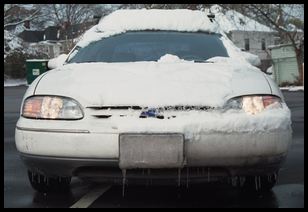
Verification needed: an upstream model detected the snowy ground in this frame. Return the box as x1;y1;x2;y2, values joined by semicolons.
4;79;27;87
280;86;304;91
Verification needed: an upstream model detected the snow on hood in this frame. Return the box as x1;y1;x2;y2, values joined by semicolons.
77;9;219;48
157;54;193;63
35;57;270;108
47;54;68;69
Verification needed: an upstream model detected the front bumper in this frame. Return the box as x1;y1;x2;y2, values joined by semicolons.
15;125;292;178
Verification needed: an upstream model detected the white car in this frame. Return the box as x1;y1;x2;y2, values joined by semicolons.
15;9;292;193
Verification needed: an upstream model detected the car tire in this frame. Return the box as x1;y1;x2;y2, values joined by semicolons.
239;173;278;193
27;170;71;193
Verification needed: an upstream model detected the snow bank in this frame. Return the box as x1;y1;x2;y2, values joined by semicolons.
4;30;41;59
4;79;27;87
77;9;219;47
4;30;23;49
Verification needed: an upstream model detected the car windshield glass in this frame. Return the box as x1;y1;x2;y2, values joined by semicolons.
67;31;229;63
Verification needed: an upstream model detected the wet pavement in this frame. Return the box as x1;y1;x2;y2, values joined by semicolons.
4;86;304;208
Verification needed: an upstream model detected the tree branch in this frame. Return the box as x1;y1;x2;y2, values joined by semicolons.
4;9;40;29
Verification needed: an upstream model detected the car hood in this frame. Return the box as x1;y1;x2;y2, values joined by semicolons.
34;61;271;108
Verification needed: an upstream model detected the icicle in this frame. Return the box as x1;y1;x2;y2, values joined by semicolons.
122;169;126;197
231;176;236;187
207;168;210;182
240;176;246;187
177;168;181;187
186;167;189;188
274;172;278;183
255;176;258;191
258;176;261;189
148;169;152;186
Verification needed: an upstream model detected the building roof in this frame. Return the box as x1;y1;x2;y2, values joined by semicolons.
18;30;44;42
210;5;274;32
44;26;61;41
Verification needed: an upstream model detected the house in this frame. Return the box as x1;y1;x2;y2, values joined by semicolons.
28;41;63;58
17;20;98;58
211;6;279;71
268;43;301;86
18;30;45;42
229;31;280;71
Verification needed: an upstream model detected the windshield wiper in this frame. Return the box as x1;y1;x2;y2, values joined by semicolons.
192;60;214;63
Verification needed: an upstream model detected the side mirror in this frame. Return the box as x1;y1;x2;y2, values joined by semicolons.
241;51;261;67
47;54;68;69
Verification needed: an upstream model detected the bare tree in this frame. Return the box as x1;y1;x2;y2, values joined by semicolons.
39;4;99;29
4;4;41;29
119;4;211;10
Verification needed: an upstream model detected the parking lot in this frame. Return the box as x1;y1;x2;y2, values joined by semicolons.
4;86;304;208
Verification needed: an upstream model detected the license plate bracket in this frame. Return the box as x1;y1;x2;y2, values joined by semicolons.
119;133;184;169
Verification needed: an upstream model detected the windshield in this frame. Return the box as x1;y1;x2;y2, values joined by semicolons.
67;31;229;63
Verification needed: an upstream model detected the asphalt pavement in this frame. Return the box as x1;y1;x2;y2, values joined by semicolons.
4;86;304;208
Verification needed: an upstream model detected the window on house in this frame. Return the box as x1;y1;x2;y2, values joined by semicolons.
261;38;266;50
244;38;250;51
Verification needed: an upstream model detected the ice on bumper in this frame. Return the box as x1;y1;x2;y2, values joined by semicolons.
106;104;292;137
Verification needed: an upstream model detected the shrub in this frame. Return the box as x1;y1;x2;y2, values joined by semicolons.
4;50;48;79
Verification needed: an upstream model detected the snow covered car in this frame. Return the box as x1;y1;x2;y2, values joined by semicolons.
15;9;292;193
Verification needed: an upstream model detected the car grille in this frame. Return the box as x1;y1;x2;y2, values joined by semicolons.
86;105;215;119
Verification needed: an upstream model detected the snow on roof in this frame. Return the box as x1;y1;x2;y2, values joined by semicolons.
268;43;297;49
77;9;219;47
97;9;218;33
210;5;273;32
77;8;275;48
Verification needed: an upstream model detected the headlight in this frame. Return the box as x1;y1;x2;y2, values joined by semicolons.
224;95;282;115
22;96;83;120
